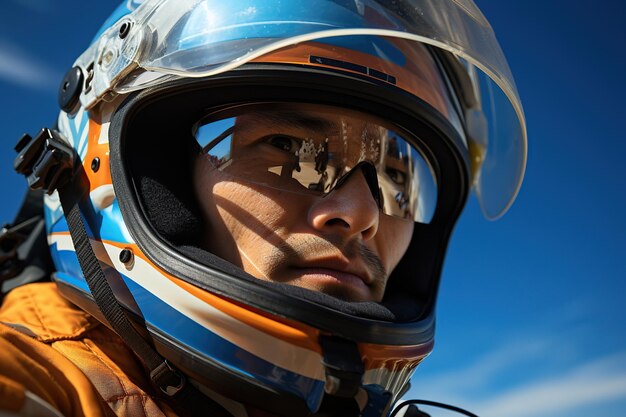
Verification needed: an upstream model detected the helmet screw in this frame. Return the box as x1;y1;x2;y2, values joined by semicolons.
119;248;134;264
91;157;100;172
119;22;131;39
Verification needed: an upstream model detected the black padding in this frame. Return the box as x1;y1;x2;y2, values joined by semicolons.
124;103;205;246
139;175;200;243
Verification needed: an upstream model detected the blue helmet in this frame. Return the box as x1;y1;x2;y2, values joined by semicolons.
34;0;526;415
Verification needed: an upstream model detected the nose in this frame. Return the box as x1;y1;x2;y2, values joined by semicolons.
307;169;380;241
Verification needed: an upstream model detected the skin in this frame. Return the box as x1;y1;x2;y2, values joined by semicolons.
193;108;414;302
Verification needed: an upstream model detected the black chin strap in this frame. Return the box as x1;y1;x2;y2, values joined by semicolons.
15;128;234;417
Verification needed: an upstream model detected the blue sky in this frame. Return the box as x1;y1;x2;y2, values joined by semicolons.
1;2;625;417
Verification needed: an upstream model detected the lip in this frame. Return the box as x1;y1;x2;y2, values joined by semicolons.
291;258;372;286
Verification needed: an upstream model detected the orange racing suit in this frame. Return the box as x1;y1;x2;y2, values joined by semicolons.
0;282;179;417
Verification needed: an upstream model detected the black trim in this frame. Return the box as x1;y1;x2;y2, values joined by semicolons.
108;64;468;346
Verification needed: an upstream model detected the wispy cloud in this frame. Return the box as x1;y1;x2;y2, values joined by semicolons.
419;338;554;393
407;337;557;412
0;40;60;92
407;340;626;417
476;352;626;417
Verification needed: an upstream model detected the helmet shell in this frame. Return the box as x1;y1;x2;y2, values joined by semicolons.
45;0;525;413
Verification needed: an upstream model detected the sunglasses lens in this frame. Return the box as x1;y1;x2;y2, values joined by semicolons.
195;104;438;223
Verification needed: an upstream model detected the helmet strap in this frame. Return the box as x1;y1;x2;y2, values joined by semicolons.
14;128;235;417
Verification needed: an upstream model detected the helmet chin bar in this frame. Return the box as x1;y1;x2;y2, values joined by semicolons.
103;64;470;415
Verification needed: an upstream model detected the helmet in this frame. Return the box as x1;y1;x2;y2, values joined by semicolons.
31;0;526;415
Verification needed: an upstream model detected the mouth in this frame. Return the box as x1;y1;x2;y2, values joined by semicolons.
262;239;386;301
289;259;372;288
293;267;367;285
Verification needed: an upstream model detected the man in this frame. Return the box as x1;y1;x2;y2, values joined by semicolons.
0;1;526;416
193;105;419;302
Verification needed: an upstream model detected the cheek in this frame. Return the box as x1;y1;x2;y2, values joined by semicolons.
194;164;243;264
194;160;301;248
212;182;287;236
376;216;414;272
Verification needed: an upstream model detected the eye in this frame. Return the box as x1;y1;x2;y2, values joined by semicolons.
266;135;300;153
386;168;407;185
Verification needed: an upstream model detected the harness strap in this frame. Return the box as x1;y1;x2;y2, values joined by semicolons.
0;189;53;297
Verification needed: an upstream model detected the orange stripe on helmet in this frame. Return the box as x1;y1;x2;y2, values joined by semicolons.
82;118;112;191
252;40;454;119
101;240;323;354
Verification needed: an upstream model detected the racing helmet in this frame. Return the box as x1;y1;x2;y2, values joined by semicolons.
28;0;526;415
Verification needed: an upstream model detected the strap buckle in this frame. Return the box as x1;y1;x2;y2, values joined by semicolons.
14;128;75;194
320;335;365;398
150;360;187;397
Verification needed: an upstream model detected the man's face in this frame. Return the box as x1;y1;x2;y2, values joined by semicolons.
193;106;415;302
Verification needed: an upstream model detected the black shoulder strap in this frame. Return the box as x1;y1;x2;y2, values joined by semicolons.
0;188;53;297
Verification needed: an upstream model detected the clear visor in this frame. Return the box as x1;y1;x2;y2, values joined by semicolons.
88;0;526;219
194;103;438;223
